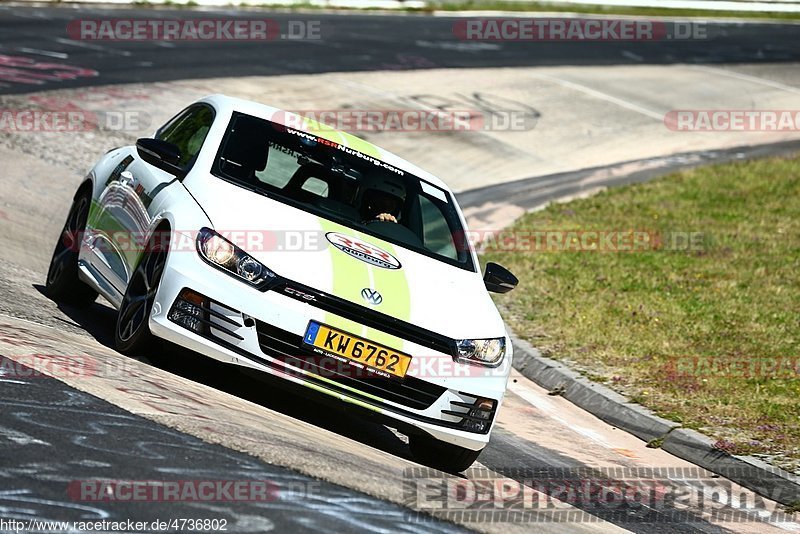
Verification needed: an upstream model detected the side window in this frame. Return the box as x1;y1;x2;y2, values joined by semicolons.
420;196;457;260
156;105;214;170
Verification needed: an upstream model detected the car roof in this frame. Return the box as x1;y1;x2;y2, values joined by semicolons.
198;93;453;193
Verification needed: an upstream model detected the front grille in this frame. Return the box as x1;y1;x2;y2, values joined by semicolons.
255;320;446;411
268;278;457;358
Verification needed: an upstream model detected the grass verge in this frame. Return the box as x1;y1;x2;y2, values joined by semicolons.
485;154;800;473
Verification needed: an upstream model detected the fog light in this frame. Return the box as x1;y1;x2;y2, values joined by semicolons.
470;399;494;420
462;419;490;433
168;289;207;334
461;397;496;433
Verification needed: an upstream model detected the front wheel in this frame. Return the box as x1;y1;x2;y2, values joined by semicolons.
45;190;98;307
115;239;167;355
408;434;483;473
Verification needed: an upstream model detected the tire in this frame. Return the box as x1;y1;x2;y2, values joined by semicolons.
408;433;483;473
114;237;167;355
45;189;99;307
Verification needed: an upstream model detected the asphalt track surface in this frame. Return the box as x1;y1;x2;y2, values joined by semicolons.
1;6;800;534
0;362;463;533
0;6;799;95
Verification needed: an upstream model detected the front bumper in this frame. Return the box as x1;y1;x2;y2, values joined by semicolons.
149;245;511;451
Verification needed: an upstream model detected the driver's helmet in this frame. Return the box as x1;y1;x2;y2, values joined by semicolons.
361;179;406;221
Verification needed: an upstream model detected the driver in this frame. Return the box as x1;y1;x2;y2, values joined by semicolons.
361;181;405;224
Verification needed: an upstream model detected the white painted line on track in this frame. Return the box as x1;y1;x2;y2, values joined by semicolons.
0;425;49;446
10;12;42;19
329;76;523;150
52;37;133;57
755;507;800;531
689;65;800;95
14;47;68;59
508;372;800;532
704;484;800;531
621;50;643;62
0;378;29;385
526;72;665;121
507;374;616;450
415;39;503;52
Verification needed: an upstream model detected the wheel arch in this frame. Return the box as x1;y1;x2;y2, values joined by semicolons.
75;177;94;200
147;217;175;256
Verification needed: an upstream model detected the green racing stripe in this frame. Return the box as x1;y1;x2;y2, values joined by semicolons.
316;218;412;353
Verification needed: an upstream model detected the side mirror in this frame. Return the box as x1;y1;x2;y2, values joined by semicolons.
483;262;518;293
136;138;186;178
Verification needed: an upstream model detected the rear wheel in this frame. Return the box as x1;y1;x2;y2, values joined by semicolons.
45;190;98;307
115;238;167;355
408;433;482;473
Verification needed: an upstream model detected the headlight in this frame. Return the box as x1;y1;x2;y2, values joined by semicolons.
196;228;276;287
456;337;506;366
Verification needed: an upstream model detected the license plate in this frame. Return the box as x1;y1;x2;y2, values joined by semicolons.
302;321;412;379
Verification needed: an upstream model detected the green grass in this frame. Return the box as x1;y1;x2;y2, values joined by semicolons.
485;155;800;472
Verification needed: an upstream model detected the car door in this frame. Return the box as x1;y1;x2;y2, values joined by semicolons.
90;103;215;294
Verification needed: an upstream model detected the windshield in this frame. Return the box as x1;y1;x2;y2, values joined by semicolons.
211;112;475;271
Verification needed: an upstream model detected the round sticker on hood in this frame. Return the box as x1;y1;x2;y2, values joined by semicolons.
325;232;401;270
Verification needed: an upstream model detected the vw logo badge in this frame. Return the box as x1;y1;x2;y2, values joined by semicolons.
361;288;383;305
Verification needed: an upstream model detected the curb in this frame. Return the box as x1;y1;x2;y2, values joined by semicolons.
510;335;800;507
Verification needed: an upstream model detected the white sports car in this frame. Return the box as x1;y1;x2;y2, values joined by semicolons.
46;94;518;472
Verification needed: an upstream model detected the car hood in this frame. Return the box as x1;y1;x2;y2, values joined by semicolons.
186;176;506;340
